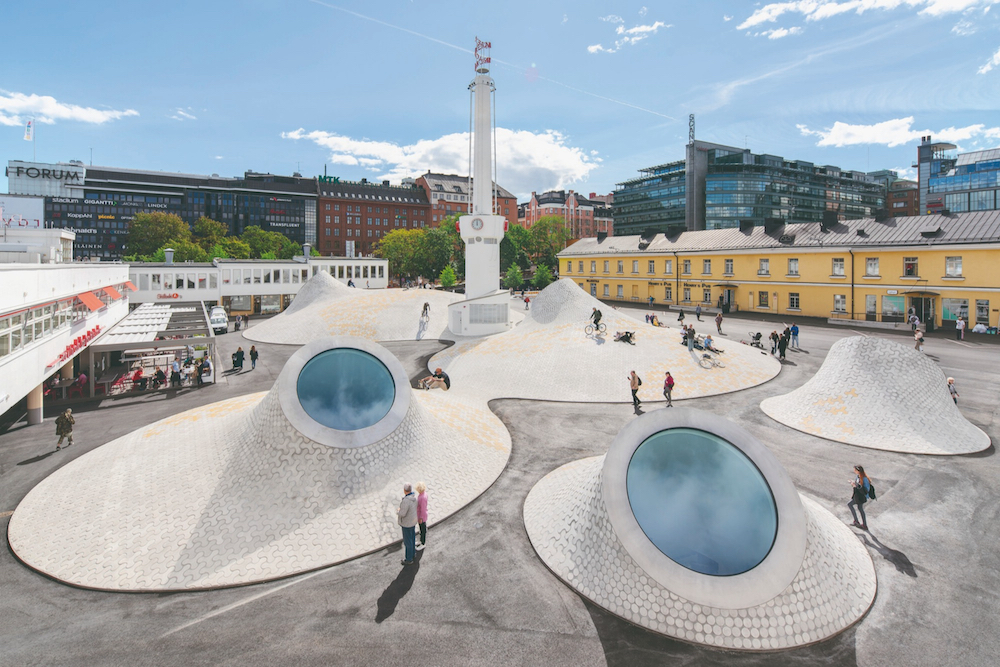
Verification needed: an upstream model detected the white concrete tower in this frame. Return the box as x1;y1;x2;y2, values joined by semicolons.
459;38;506;300
449;38;511;336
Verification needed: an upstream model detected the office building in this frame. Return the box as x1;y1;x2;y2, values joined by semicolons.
920;138;1000;215
6;161;318;261
414;172;517;229
317;178;430;257
613;141;885;235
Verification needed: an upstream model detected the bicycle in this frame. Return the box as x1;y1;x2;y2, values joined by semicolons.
699;353;725;369
585;322;607;336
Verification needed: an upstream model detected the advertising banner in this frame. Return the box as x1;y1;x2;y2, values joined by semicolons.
0;194;45;228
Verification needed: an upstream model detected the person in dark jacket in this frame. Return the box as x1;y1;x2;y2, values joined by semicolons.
234;347;245;370
249;346;259;370
55;408;75;450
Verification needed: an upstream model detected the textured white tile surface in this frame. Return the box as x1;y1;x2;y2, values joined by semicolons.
760;336;990;455
9;386;509;591
430;279;780;403
523;456;877;650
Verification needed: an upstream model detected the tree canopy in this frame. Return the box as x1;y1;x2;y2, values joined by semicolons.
127;212;191;257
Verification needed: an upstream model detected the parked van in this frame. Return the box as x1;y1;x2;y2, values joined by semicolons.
209;306;229;335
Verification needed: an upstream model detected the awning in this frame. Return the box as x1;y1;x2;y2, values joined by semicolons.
124;281;138;292
904;290;940;297
77;291;105;312
716;283;739;288
103;286;122;300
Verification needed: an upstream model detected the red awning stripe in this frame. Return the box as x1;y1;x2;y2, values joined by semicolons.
103;286;122;300
124;281;138;291
77;291;104;312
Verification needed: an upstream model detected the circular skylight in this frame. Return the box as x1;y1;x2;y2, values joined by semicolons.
626;428;777;576
296;349;395;431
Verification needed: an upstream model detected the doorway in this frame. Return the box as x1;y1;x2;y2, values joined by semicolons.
865;295;877;322
909;297;935;332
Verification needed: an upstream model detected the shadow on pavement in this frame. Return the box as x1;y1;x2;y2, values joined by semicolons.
583;598;859;666
17;450;59;466
375;550;423;623
860;533;917;578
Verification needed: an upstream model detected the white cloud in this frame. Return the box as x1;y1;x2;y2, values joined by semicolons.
891;166;918;179
282;127;599;198
214;155;224;160
759;26;804;38
169;107;197;121
978;45;1000;73
951;19;976;33
724;14;734;21
562;13;568;24
639;6;648;16
589;17;670;53
738;0;998;31
797;116;1000;147
0;90;138;126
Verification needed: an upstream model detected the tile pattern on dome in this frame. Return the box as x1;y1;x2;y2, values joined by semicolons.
523;456;877;650
9;389;509;591
429;279;780;403
760;336;990;455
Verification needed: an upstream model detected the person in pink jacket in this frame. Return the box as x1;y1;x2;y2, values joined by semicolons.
415;482;428;551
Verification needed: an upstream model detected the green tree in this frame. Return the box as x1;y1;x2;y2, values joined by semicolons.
376;228;424;282
504;224;532;269
127;212;191;257
221;237;251;259
504;264;523;290
439;265;457;288
436;215;466;278
532;264;554;290
419;225;456;280
162;238;209;263
192;217;229;252
239;226;299;259
207;243;230;260
528;216;571;270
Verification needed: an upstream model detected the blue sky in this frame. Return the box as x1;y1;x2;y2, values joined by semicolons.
3;0;1000;199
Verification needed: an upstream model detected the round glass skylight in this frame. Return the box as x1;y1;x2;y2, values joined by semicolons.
626;428;777;576
296;349;395;431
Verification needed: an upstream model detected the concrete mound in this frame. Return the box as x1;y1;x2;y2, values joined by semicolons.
243;274;465;344
430;279;780;403
8;339;509;591
760;336;990;454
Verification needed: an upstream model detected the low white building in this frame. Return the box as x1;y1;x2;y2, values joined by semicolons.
0;256;130;424
127;253;388;315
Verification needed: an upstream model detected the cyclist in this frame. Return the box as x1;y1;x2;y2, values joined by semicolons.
590;307;603;330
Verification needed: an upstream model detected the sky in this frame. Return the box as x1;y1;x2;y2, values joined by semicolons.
3;0;1000;200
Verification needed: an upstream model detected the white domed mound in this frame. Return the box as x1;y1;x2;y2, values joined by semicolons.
761;336;990;455
244;274;465;344
429;279;780;403
524;408;876;650
8;338;510;591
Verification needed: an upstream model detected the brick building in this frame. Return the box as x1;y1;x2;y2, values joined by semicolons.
523;189;613;239
414;172;517;229
887;179;919;217
317;178;430;256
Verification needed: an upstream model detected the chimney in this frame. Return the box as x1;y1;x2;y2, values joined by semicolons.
303;243;312;257
164;248;175;265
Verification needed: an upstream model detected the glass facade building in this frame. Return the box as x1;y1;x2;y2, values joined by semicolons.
926;147;1000;214
7;161;318;261
614;142;884;235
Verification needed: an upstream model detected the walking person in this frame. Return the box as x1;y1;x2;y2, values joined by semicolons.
956;315;966;340
524;296;530;310
397;483;418;565
249;345;259;370
663;371;674;407
715;312;723;334
848;465;872;530
790;322;800;349
234;346;245;370
947;377;959;404
909;313;920;332
686;325;696;352
778;331;789;361
695;304;702;321
914;329;924;352
55;408;74;451
676;309;685;324
769;331;780;355
415;482;428;551
629;371;642;407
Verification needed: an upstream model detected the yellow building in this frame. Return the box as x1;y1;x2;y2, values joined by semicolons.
558;211;1000;331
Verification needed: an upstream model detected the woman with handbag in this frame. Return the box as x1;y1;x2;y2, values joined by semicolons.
848;465;872;530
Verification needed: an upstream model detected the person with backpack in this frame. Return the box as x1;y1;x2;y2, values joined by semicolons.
663;371;674;407
629;371;642;407
848;464;875;530
55;408;75;451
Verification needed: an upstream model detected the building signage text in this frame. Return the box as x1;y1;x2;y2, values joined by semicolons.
157;293;181;299
7;166;81;181
318;176;341;184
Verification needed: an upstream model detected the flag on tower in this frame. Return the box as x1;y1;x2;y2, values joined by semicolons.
24;118;34;142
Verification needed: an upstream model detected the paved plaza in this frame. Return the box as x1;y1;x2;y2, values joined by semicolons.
1;293;998;666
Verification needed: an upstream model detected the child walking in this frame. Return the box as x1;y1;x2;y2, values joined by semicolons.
415;482;428;551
